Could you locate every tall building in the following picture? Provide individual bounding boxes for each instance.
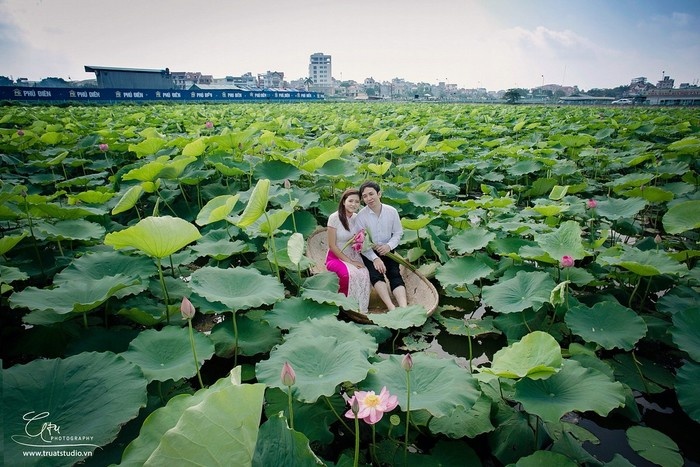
[309,53,332,92]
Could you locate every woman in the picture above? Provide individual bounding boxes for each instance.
[326,189,370,313]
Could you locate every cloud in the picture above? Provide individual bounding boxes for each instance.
[506,26,612,60]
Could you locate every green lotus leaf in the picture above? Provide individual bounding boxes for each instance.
[656,285,699,315]
[626,426,683,467]
[676,361,700,423]
[436,256,494,287]
[263,388,345,444]
[595,197,647,221]
[0,232,27,255]
[121,326,214,383]
[363,353,481,418]
[128,137,166,158]
[182,137,207,157]
[34,219,105,241]
[624,186,674,203]
[3,352,147,466]
[301,288,360,311]
[513,359,625,423]
[482,331,562,380]
[566,301,647,351]
[287,232,305,266]
[104,215,201,259]
[368,305,430,329]
[531,204,568,217]
[122,156,172,182]
[482,271,556,314]
[301,147,343,172]
[662,200,700,234]
[536,220,586,261]
[266,297,339,330]
[428,393,495,438]
[549,185,569,201]
[609,353,672,394]
[401,215,433,231]
[210,314,282,358]
[195,194,240,226]
[34,202,106,220]
[112,184,144,215]
[258,208,292,235]
[448,227,497,254]
[288,316,378,355]
[252,412,324,466]
[609,172,655,190]
[127,371,265,466]
[0,265,29,286]
[514,451,578,467]
[670,308,700,361]
[256,336,372,403]
[10,274,137,314]
[190,231,247,261]
[600,247,688,276]
[189,266,284,311]
[66,189,115,205]
[254,160,303,182]
[408,191,441,209]
[236,179,270,227]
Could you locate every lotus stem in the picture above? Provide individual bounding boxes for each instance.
[82,311,88,329]
[353,415,360,467]
[287,386,295,430]
[323,396,354,434]
[371,424,378,465]
[232,311,239,367]
[188,318,205,389]
[156,258,170,324]
[466,324,473,374]
[628,275,642,309]
[404,370,412,465]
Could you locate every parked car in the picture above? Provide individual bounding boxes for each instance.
[611,98,633,105]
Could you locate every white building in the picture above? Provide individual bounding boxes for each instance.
[309,52,332,93]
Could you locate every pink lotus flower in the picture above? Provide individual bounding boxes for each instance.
[98,143,109,152]
[281,362,296,386]
[352,229,365,252]
[16,129,25,136]
[344,386,399,425]
[180,296,196,320]
[560,255,575,268]
[586,199,597,209]
[205,121,214,129]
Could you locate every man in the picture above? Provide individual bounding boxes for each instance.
[353,181,408,310]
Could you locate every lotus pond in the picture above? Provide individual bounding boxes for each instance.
[1,102,699,467]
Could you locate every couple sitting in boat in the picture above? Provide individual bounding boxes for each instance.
[325,181,408,314]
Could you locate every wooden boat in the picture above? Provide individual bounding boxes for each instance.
[306,228,439,323]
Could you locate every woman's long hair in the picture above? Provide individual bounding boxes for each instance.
[337,188,359,231]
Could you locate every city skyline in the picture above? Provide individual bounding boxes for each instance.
[1,0,699,91]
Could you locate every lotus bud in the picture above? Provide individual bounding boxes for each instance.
[350,396,360,415]
[205,121,214,129]
[17,129,24,136]
[401,353,413,372]
[654,234,662,244]
[586,199,597,209]
[180,296,196,320]
[284,179,291,189]
[281,362,296,386]
[560,255,575,268]
[98,143,109,152]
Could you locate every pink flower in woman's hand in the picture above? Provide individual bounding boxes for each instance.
[205,121,214,129]
[586,199,597,209]
[344,386,399,425]
[560,255,575,268]
[352,229,365,252]
[98,143,109,152]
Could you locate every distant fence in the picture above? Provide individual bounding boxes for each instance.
[0,86,324,103]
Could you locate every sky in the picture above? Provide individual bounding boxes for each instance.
[1,0,699,91]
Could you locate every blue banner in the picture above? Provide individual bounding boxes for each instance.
[0,86,324,102]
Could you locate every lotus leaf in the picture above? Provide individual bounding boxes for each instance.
[662,200,700,234]
[10,274,137,314]
[190,231,247,260]
[256,335,372,402]
[536,220,587,261]
[0,232,27,255]
[513,359,625,423]
[189,266,284,310]
[112,185,144,215]
[408,191,441,209]
[104,215,201,258]
[121,326,215,382]
[482,271,556,314]
[626,426,683,467]
[368,304,430,329]
[448,227,497,254]
[512,450,578,467]
[210,314,282,358]
[363,353,481,417]
[124,369,265,466]
[609,353,673,394]
[566,301,647,351]
[252,412,324,466]
[182,137,206,157]
[287,316,378,355]
[4,352,147,466]
[482,331,562,379]
[266,297,339,330]
[675,361,700,423]
[428,393,495,438]
[600,247,688,276]
[128,137,166,158]
[301,287,360,311]
[595,197,647,221]
[195,194,240,226]
[668,308,700,361]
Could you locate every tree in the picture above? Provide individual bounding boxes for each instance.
[303,77,313,91]
[0,75,12,86]
[503,88,522,104]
